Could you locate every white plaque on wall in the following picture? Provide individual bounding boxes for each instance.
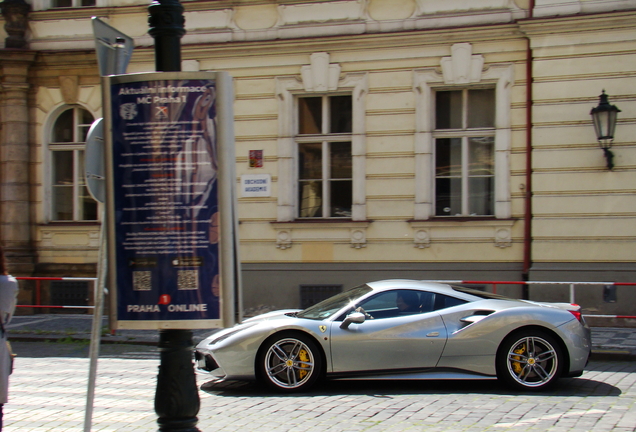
[241,174,271,197]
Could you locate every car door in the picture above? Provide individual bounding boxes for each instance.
[329,290,448,374]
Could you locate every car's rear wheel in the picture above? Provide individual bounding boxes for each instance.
[258,333,322,392]
[497,330,563,391]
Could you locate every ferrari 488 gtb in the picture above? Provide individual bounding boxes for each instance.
[195,280,591,392]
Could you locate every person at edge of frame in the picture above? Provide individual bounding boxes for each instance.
[0,246,18,431]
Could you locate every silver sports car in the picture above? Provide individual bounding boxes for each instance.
[195,280,591,392]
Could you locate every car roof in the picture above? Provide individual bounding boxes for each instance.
[366,279,456,294]
[364,279,521,304]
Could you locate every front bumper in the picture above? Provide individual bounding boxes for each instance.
[195,350,219,372]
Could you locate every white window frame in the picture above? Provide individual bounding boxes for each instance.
[414,60,514,220]
[52,0,95,7]
[47,105,99,222]
[32,0,104,11]
[296,94,353,219]
[432,88,496,217]
[276,69,368,222]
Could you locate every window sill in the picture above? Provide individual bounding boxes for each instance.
[41,221,100,226]
[271,220,371,249]
[409,218,516,249]
[272,219,370,226]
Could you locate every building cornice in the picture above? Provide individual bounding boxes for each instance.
[22,0,529,51]
[177,23,526,56]
[517,9,636,35]
[0,49,36,62]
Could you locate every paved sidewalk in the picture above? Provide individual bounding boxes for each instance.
[5,316,636,431]
[5,353,636,432]
[7,314,636,360]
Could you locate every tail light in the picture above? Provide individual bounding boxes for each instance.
[569,304,582,322]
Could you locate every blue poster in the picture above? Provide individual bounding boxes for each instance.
[110,78,220,322]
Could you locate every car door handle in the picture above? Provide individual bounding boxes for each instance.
[426,332,440,337]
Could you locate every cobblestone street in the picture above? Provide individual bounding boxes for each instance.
[4,342,636,431]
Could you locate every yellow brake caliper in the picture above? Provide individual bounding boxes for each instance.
[511,344,526,374]
[298,349,309,379]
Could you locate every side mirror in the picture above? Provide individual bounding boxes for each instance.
[340,311,365,329]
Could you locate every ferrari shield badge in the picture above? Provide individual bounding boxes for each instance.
[319,325,327,333]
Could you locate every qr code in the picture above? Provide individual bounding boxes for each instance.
[133,271,152,291]
[178,270,199,290]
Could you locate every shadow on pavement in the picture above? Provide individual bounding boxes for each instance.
[10,340,159,359]
[200,375,621,398]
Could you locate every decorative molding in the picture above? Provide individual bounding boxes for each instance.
[39,226,100,248]
[416,0,517,15]
[533,0,581,17]
[59,76,78,104]
[276,229,292,249]
[300,52,341,92]
[440,43,484,85]
[273,221,370,249]
[350,228,367,248]
[414,228,431,248]
[410,219,515,248]
[278,0,365,25]
[38,1,636,51]
[494,226,512,248]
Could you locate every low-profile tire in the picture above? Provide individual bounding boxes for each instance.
[497,330,564,391]
[257,332,323,392]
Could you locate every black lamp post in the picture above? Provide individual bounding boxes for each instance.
[590,90,620,170]
[148,1,201,431]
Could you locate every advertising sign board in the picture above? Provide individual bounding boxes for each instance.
[104,72,235,329]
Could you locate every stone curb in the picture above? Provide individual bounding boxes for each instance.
[7,333,206,346]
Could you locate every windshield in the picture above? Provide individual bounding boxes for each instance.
[296,284,373,320]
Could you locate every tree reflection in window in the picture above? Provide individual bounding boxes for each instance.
[50,107,97,221]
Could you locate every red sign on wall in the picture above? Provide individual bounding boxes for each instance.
[249,150,263,168]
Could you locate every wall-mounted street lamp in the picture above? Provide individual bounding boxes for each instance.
[590,90,620,170]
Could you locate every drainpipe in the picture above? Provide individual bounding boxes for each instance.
[522,0,535,299]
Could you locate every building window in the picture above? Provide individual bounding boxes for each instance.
[434,89,495,216]
[49,106,98,221]
[51,0,95,7]
[296,95,352,218]
[32,0,100,10]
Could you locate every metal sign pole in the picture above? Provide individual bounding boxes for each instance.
[84,17,134,432]
[83,209,108,432]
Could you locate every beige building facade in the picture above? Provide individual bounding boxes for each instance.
[0,0,634,316]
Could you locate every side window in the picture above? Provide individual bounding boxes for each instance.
[49,106,98,221]
[296,95,352,218]
[357,290,423,319]
[433,294,467,311]
[434,88,495,216]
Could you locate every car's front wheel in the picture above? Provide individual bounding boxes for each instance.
[497,330,563,391]
[257,333,323,392]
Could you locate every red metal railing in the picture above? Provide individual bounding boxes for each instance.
[13,277,636,319]
[15,277,97,310]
